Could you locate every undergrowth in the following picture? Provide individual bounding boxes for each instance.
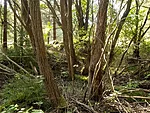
[0,74,51,112]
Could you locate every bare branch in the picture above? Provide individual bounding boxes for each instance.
[7,0,26,29]
[45,0,62,27]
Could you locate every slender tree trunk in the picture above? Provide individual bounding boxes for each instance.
[46,0,62,27]
[75,0,84,30]
[81,0,92,75]
[75,0,86,37]
[21,0,36,54]
[88,0,109,101]
[14,3,17,49]
[20,26,24,61]
[68,0,76,66]
[29,0,64,107]
[53,0,56,40]
[85,0,90,31]
[133,6,150,58]
[3,0,7,52]
[108,0,132,65]
[60,0,75,80]
[0,4,2,44]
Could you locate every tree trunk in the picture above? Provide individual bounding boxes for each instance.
[14,3,17,49]
[29,0,64,107]
[132,5,150,58]
[53,0,56,40]
[68,0,76,66]
[19,26,24,61]
[46,0,62,27]
[0,4,2,44]
[85,0,90,31]
[81,0,92,75]
[133,43,140,58]
[3,0,7,52]
[21,0,36,54]
[60,0,75,80]
[108,0,132,65]
[75,0,84,30]
[88,0,109,101]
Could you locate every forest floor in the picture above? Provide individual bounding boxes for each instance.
[47,47,150,113]
[1,72,150,113]
[0,46,150,113]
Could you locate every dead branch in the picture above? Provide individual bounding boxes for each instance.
[0,63,16,74]
[118,95,150,100]
[0,51,35,78]
[72,98,98,113]
[122,88,150,93]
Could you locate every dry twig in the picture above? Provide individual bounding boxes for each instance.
[118,95,150,100]
[72,98,98,113]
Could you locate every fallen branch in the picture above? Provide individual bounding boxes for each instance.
[0,51,35,78]
[72,98,98,113]
[0,63,16,74]
[118,95,150,100]
[126,88,150,93]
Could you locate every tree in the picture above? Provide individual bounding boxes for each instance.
[3,0,7,52]
[60,0,75,80]
[45,0,76,79]
[28,0,65,107]
[75,0,91,75]
[14,2,17,49]
[53,0,56,40]
[0,3,2,44]
[88,0,109,101]
[108,0,132,65]
[46,0,62,27]
[132,0,150,58]
[21,0,36,54]
[75,0,90,35]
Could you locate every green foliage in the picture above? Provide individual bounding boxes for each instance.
[115,80,139,91]
[40,3,48,9]
[145,73,150,79]
[140,39,150,58]
[127,65,138,72]
[1,47,37,74]
[1,104,44,113]
[126,80,139,89]
[74,35,90,58]
[0,74,50,112]
[1,104,19,113]
[43,22,53,39]
[75,74,88,81]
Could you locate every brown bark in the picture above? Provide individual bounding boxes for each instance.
[60,0,75,80]
[29,0,62,107]
[14,3,17,49]
[75,0,84,31]
[46,0,62,27]
[68,0,76,66]
[0,4,2,44]
[3,0,7,52]
[85,0,90,31]
[21,0,36,54]
[88,0,108,101]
